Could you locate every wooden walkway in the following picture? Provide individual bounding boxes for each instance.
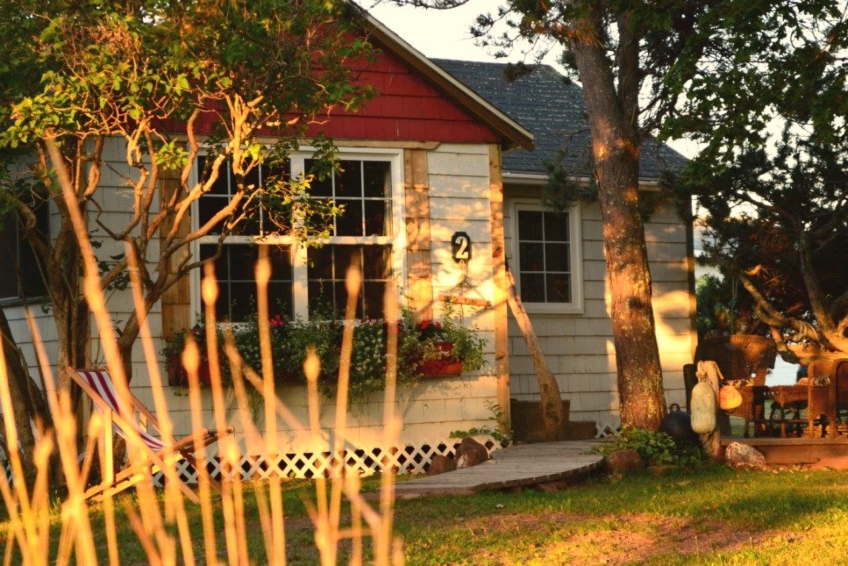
[390,440,604,497]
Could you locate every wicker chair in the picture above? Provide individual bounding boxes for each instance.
[806,358,848,438]
[684,335,777,437]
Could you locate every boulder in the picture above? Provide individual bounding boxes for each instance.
[605,449,645,474]
[724,442,767,469]
[456,437,490,469]
[427,454,457,476]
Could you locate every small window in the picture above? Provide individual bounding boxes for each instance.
[0,203,49,301]
[511,200,582,313]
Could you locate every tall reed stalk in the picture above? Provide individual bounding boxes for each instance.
[0,160,404,563]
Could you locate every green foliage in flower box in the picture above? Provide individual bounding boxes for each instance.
[162,304,486,405]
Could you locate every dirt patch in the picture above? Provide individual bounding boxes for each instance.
[457,511,773,564]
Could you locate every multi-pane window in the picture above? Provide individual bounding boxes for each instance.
[0,203,49,301]
[196,155,289,236]
[305,159,392,318]
[194,151,400,322]
[199,243,293,321]
[512,201,582,311]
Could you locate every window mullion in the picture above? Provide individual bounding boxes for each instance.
[292,242,310,319]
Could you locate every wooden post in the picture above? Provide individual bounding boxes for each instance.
[505,266,564,440]
[489,145,511,428]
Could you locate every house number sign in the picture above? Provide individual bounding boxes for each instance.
[450,231,471,263]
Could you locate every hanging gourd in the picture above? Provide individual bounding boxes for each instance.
[719,384,743,410]
[690,372,717,434]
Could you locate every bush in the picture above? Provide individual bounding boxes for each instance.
[594,426,703,467]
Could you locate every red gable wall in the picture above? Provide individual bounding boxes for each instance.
[171,44,502,145]
[303,47,501,144]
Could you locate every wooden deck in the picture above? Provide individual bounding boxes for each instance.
[385,433,848,500]
[721,435,848,468]
[389,440,604,497]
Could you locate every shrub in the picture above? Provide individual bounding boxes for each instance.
[594,426,703,467]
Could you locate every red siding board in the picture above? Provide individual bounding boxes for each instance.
[369,53,408,74]
[401,96,425,118]
[404,120,428,141]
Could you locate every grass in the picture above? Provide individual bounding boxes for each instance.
[390,466,848,565]
[5,464,848,564]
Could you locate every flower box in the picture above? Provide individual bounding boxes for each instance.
[421,341,463,376]
[162,304,484,400]
[167,353,211,387]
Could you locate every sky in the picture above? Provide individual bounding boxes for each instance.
[357,1,566,68]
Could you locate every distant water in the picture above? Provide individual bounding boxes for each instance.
[766,357,803,386]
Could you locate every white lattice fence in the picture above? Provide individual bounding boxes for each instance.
[152,436,508,486]
[0,438,508,487]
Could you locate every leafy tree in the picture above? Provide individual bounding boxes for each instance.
[668,5,848,365]
[689,134,848,364]
[694,273,763,339]
[0,0,373,473]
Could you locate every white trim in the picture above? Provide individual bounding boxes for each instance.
[508,198,584,315]
[503,171,663,189]
[191,146,407,320]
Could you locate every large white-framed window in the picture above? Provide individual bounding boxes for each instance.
[192,147,405,322]
[509,199,583,314]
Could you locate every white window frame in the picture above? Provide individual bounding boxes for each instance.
[191,146,406,320]
[509,198,583,314]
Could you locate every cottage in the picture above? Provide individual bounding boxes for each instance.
[1,10,693,479]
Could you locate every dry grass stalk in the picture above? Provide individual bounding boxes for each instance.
[0,182,404,563]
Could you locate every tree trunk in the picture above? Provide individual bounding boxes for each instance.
[505,267,563,440]
[0,307,61,488]
[570,11,666,430]
[0,308,38,473]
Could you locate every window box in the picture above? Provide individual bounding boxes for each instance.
[162,306,485,401]
[166,353,212,387]
[420,341,463,376]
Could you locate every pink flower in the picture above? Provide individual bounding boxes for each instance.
[270,315,284,328]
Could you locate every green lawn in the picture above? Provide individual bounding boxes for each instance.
[6,464,848,564]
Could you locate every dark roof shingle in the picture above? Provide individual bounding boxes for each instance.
[432,59,688,181]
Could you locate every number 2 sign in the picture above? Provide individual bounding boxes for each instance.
[450,232,471,263]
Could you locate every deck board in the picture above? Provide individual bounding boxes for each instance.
[390,440,603,497]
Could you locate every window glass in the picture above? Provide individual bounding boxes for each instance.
[197,156,291,235]
[200,243,293,321]
[307,244,392,318]
[196,154,395,321]
[0,203,49,301]
[516,207,572,304]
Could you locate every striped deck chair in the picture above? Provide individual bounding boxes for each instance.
[69,368,234,503]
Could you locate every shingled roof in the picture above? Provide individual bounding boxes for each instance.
[432,59,688,182]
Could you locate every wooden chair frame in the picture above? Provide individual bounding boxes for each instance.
[69,368,234,503]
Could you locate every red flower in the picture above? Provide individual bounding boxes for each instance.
[270,315,285,328]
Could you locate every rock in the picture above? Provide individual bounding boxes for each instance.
[427,454,457,476]
[724,442,767,469]
[455,437,489,469]
[605,449,645,474]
